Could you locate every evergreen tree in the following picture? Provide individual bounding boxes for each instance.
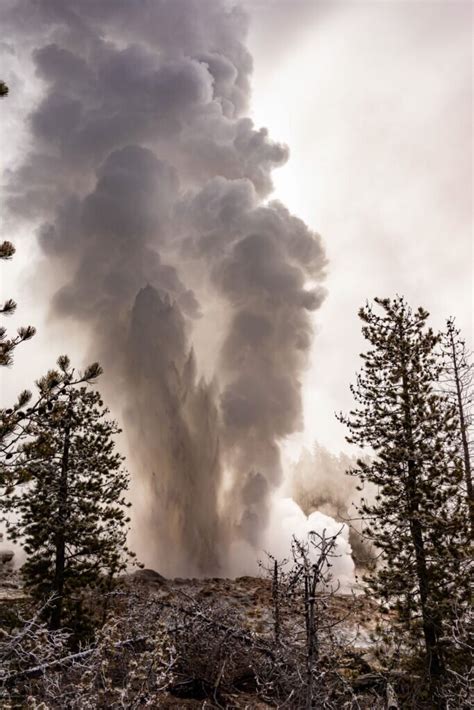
[2,356,133,633]
[1,359,102,473]
[0,242,35,368]
[0,80,35,366]
[338,297,469,699]
[440,318,473,535]
[0,81,36,524]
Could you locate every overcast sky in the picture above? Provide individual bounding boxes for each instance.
[1,0,472,457]
[247,0,473,454]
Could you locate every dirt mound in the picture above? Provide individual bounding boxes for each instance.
[127,567,167,585]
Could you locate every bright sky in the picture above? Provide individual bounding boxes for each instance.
[1,0,472,458]
[247,0,473,454]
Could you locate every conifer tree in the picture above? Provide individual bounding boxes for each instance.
[0,239,35,367]
[2,356,133,633]
[339,297,469,699]
[0,80,35,367]
[440,318,473,535]
[1,359,102,474]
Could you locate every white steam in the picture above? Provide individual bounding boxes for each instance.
[229,494,355,587]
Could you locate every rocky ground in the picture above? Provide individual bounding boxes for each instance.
[117,569,387,708]
[125,568,380,644]
[1,568,393,708]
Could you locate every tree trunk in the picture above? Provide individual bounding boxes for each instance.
[400,346,444,688]
[304,571,313,710]
[272,558,281,644]
[50,413,71,630]
[305,562,319,710]
[406,475,443,679]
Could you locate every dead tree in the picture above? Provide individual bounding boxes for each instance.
[289,528,343,710]
[0,590,175,708]
[258,528,371,709]
[258,551,289,645]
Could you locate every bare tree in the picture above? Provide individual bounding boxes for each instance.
[1,591,175,708]
[257,530,382,709]
[290,529,344,709]
[258,552,288,645]
[439,603,474,708]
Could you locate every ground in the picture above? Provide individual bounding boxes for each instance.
[1,568,392,708]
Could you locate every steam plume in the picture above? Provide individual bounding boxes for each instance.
[291,444,375,570]
[3,0,326,574]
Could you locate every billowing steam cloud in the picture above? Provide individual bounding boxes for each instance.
[291,444,375,570]
[3,0,326,575]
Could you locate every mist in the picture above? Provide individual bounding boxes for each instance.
[290,444,375,570]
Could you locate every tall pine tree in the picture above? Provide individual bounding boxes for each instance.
[440,318,473,535]
[2,356,133,633]
[339,297,469,700]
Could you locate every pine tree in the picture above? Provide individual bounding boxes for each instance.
[440,318,473,535]
[338,297,469,699]
[2,356,133,634]
[0,243,36,368]
[0,79,35,366]
[1,359,102,471]
[0,76,37,487]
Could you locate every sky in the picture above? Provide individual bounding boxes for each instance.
[1,0,472,458]
[246,0,473,454]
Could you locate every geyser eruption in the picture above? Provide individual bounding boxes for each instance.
[127,285,222,576]
[3,0,327,574]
